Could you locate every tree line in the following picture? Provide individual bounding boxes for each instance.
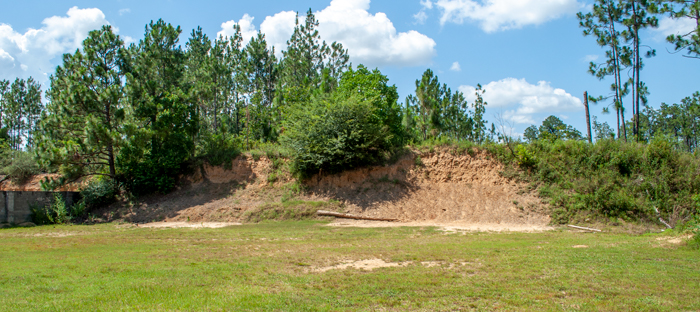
[0,2,697,196]
[577,0,699,148]
[0,9,493,194]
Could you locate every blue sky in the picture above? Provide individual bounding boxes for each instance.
[1,0,698,137]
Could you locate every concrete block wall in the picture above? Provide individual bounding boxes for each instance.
[0,191,78,224]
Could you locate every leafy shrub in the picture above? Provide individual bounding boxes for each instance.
[282,94,398,177]
[80,179,118,209]
[504,138,700,224]
[30,193,71,225]
[117,134,192,195]
[196,133,241,169]
[0,149,41,184]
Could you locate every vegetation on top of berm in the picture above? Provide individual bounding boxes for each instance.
[490,138,700,226]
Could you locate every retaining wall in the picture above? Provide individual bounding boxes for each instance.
[0,191,78,224]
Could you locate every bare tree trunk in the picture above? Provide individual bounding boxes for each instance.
[584,91,592,143]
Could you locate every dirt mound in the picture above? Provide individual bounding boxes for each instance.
[114,149,549,228]
[307,149,549,226]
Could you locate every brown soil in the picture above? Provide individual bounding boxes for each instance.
[106,148,550,230]
[307,148,549,227]
[0,174,85,192]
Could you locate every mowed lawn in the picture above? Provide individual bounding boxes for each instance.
[1,222,698,311]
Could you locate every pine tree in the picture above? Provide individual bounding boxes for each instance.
[578,0,630,140]
[37,25,125,179]
[658,0,700,59]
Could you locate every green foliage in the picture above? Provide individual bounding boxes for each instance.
[30,193,71,225]
[196,133,241,168]
[337,65,405,147]
[404,70,487,144]
[0,148,41,184]
[282,93,393,177]
[0,77,43,150]
[658,0,700,58]
[80,179,118,210]
[639,92,700,152]
[523,116,582,142]
[38,25,126,180]
[506,139,700,224]
[119,19,197,195]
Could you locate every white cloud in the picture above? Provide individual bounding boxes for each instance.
[217,14,260,46]
[414,11,429,24]
[119,8,131,16]
[421,0,434,9]
[435,0,583,32]
[459,78,582,124]
[450,61,461,71]
[653,16,696,41]
[218,0,436,67]
[0,7,110,83]
[316,0,436,67]
[582,54,598,62]
[259,11,297,56]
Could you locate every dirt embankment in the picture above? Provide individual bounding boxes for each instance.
[306,149,549,226]
[114,149,550,228]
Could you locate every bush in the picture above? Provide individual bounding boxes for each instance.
[80,179,118,209]
[282,94,398,177]
[196,133,241,169]
[30,193,71,225]
[0,149,41,184]
[506,138,700,224]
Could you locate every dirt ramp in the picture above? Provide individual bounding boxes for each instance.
[308,149,549,226]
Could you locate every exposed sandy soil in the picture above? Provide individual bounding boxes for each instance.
[309,258,482,273]
[105,148,551,231]
[0,174,85,192]
[307,149,550,228]
[136,222,241,229]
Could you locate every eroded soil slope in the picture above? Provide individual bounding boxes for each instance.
[115,149,549,227]
[307,149,549,226]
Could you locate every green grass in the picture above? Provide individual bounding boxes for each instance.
[1,222,698,311]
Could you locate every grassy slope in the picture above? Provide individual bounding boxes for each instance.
[1,222,698,311]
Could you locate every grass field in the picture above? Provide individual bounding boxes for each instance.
[1,222,698,311]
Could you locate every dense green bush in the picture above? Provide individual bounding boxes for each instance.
[0,149,41,184]
[30,193,72,225]
[196,133,241,169]
[282,94,397,177]
[506,138,700,224]
[80,178,118,209]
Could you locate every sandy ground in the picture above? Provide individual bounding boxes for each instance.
[135,222,241,229]
[309,258,482,273]
[327,219,555,232]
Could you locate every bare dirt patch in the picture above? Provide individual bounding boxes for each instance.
[136,222,240,229]
[311,259,413,272]
[328,220,554,232]
[655,234,693,245]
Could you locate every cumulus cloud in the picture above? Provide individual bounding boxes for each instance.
[459,78,582,124]
[450,61,461,71]
[0,7,110,83]
[259,11,298,56]
[217,14,260,46]
[218,0,436,67]
[435,0,583,32]
[652,16,696,41]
